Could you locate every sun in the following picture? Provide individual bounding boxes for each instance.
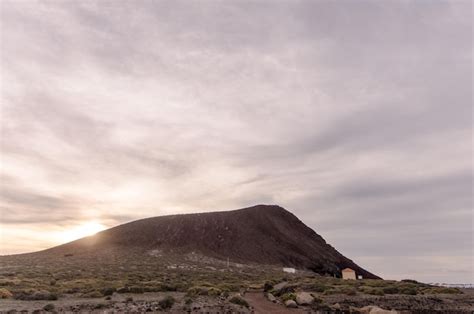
[60,221,107,243]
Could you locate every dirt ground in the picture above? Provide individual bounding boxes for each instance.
[0,289,472,313]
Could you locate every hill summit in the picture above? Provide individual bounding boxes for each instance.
[42,204,379,279]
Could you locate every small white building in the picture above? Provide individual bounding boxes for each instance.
[283,267,296,274]
[342,268,356,280]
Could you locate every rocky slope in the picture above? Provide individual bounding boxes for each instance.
[40,204,379,279]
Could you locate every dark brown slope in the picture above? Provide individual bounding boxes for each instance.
[43,205,380,279]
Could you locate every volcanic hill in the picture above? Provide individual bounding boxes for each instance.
[36,205,379,279]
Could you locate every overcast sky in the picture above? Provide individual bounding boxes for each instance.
[0,0,472,283]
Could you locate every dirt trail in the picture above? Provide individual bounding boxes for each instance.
[244,292,307,314]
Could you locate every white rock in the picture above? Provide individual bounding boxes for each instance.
[295,292,314,305]
[266,293,276,302]
[285,300,298,308]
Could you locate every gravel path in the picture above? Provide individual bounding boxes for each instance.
[244,292,308,314]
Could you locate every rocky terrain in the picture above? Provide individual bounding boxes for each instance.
[0,205,472,313]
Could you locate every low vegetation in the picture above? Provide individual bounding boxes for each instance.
[0,250,464,311]
[228,295,249,307]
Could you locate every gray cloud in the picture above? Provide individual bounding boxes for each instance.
[0,0,471,282]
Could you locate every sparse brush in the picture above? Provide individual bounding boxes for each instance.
[382,286,399,294]
[281,292,297,302]
[159,295,175,309]
[0,288,13,299]
[43,303,55,312]
[359,286,385,296]
[229,295,249,307]
[399,287,417,295]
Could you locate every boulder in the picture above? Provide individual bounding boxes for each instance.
[272,281,296,296]
[266,293,276,303]
[273,282,288,292]
[295,292,314,305]
[285,300,298,308]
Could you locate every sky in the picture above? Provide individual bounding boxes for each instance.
[0,0,472,284]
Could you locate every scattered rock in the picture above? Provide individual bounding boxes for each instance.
[360,305,399,314]
[272,281,297,296]
[273,282,288,292]
[295,291,314,305]
[331,303,341,310]
[266,293,276,303]
[285,300,298,308]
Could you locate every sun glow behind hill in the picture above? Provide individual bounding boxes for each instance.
[57,221,106,243]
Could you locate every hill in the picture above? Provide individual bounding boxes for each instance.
[39,204,379,279]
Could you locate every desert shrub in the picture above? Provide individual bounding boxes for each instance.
[281,292,296,302]
[117,287,129,293]
[359,286,384,296]
[271,284,297,296]
[128,286,145,294]
[229,295,249,307]
[159,295,175,309]
[323,289,339,295]
[363,279,392,288]
[43,304,55,312]
[338,286,357,295]
[401,279,419,284]
[101,287,116,296]
[399,287,417,295]
[81,290,102,298]
[187,286,208,296]
[160,283,178,291]
[184,297,193,305]
[14,290,58,301]
[0,288,13,299]
[263,281,273,292]
[0,280,16,286]
[431,287,462,294]
[218,283,241,292]
[207,287,222,296]
[382,286,399,294]
[125,296,133,302]
[306,282,328,293]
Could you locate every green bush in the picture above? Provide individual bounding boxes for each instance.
[359,287,384,296]
[281,292,296,302]
[229,295,249,307]
[382,286,399,294]
[306,283,328,293]
[339,286,357,295]
[207,287,222,296]
[159,295,175,309]
[399,287,417,295]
